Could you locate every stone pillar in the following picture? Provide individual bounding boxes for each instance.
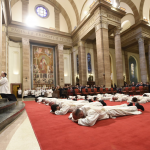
[55,9,60,31]
[124,51,130,84]
[114,27,124,87]
[56,44,64,87]
[148,40,150,82]
[93,44,98,85]
[95,22,111,87]
[78,41,87,85]
[0,0,2,73]
[21,0,29,23]
[137,37,148,83]
[71,48,75,85]
[22,38,31,91]
[2,25,6,72]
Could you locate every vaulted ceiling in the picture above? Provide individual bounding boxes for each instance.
[10,0,150,33]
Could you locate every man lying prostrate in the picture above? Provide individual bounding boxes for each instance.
[128,96,150,104]
[70,103,142,126]
[50,100,108,115]
[100,94,114,101]
[51,100,92,115]
[128,97,145,111]
[143,93,150,97]
[110,94,129,102]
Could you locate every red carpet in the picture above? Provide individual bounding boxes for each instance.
[24,101,150,150]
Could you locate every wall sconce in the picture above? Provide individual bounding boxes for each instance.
[64,74,68,77]
[103,73,105,76]
[25,77,28,82]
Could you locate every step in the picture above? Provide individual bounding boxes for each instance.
[0,101,25,131]
[0,101,17,114]
[0,98,8,104]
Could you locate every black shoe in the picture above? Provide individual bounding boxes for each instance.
[135,103,144,111]
[128,102,133,106]
[73,98,77,101]
[99,100,107,106]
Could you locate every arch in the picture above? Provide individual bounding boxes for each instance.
[68,0,80,25]
[129,56,138,83]
[120,0,140,23]
[80,0,87,21]
[11,0,72,32]
[87,53,92,73]
[139,0,145,20]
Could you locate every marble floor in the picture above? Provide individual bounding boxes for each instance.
[0,100,41,150]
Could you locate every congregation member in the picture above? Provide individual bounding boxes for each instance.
[18,88,22,98]
[70,102,142,126]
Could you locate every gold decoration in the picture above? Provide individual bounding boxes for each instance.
[0,95,2,99]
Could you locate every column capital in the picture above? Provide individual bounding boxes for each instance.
[136,36,144,43]
[78,41,85,47]
[114,26,122,36]
[22,38,29,45]
[57,44,64,50]
[95,21,108,31]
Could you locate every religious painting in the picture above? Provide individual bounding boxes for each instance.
[129,56,138,84]
[32,46,54,86]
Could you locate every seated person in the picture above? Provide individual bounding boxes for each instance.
[70,104,142,126]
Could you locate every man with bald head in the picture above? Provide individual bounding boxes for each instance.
[70,104,142,126]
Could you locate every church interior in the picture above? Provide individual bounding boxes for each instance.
[1,0,150,150]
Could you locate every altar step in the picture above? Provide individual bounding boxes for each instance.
[0,98,8,104]
[0,99,25,131]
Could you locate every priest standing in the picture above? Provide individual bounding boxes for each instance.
[0,72,10,94]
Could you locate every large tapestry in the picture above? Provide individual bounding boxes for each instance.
[32,46,54,86]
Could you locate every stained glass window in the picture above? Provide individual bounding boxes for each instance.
[77,55,79,74]
[87,53,92,73]
[35,6,49,18]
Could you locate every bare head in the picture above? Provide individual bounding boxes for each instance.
[1,72,7,77]
[49,102,55,106]
[72,109,84,120]
[51,104,60,112]
[132,97,138,103]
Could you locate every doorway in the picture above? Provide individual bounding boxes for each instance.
[10,83,22,98]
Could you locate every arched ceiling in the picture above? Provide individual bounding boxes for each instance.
[11,0,150,32]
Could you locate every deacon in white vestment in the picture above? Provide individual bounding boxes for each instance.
[18,88,22,98]
[23,90,28,98]
[70,104,142,126]
[0,72,10,94]
[51,101,103,115]
[47,88,53,98]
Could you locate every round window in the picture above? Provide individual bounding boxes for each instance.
[35,5,49,18]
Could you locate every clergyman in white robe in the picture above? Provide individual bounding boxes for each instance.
[0,77,10,94]
[70,104,142,126]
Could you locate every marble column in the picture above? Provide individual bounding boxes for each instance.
[114,27,124,87]
[78,41,87,85]
[21,0,29,23]
[22,38,31,91]
[124,51,130,84]
[54,9,60,31]
[2,25,6,72]
[0,0,2,73]
[137,37,148,83]
[71,48,75,85]
[56,44,64,87]
[148,40,150,82]
[93,44,98,85]
[95,22,111,87]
